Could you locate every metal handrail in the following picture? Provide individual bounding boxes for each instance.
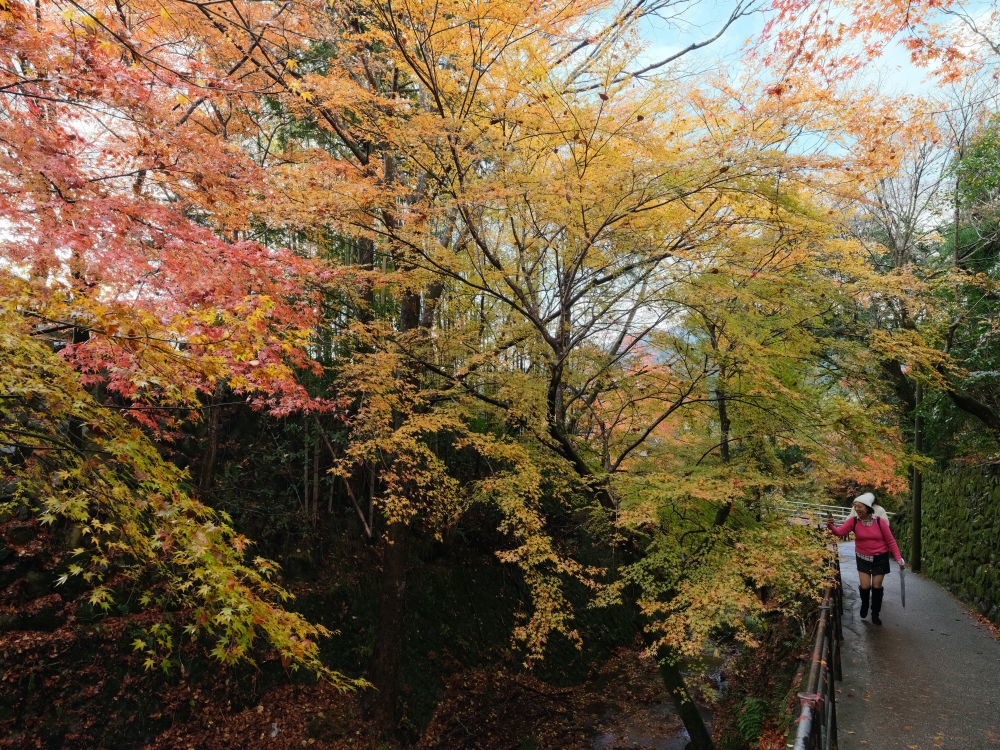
[787,551,844,750]
[778,501,894,524]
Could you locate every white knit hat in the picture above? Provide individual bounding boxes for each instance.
[854,492,875,508]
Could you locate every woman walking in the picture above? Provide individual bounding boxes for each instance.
[828,493,905,625]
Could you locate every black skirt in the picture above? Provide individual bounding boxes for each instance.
[856,552,891,575]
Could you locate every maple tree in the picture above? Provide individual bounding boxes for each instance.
[0,0,943,743]
[0,288,353,681]
[0,0,348,679]
[759,0,1000,561]
[760,0,1000,82]
[276,24,905,741]
[809,77,1000,565]
[0,0,341,423]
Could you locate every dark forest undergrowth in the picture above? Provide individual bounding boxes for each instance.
[0,501,811,750]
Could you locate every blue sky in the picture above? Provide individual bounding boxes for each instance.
[636,0,960,96]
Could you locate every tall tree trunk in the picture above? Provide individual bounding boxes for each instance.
[368,464,375,540]
[657,652,714,750]
[953,174,963,271]
[366,280,422,734]
[302,414,310,516]
[68,325,90,449]
[713,338,731,464]
[420,281,444,329]
[716,385,731,464]
[199,383,223,496]
[312,429,321,520]
[911,383,923,572]
[357,235,376,322]
[640,630,714,750]
[368,519,410,734]
[637,485,733,750]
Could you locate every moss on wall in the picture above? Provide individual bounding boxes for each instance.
[893,463,1000,625]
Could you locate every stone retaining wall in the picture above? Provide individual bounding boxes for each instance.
[892,463,1000,626]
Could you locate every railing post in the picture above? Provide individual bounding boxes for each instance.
[825,628,839,750]
[830,548,842,748]
[833,586,843,681]
[787,546,843,750]
[830,678,839,750]
[835,554,844,617]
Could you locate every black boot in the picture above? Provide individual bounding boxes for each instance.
[871,588,884,625]
[859,586,871,619]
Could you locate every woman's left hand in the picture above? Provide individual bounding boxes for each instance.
[899,560,906,570]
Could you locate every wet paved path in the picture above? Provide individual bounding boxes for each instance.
[835,542,1000,749]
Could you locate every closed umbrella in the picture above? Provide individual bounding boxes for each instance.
[900,565,906,607]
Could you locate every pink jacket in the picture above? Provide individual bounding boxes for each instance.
[828,516,903,562]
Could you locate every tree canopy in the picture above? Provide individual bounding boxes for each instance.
[2,0,999,744]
